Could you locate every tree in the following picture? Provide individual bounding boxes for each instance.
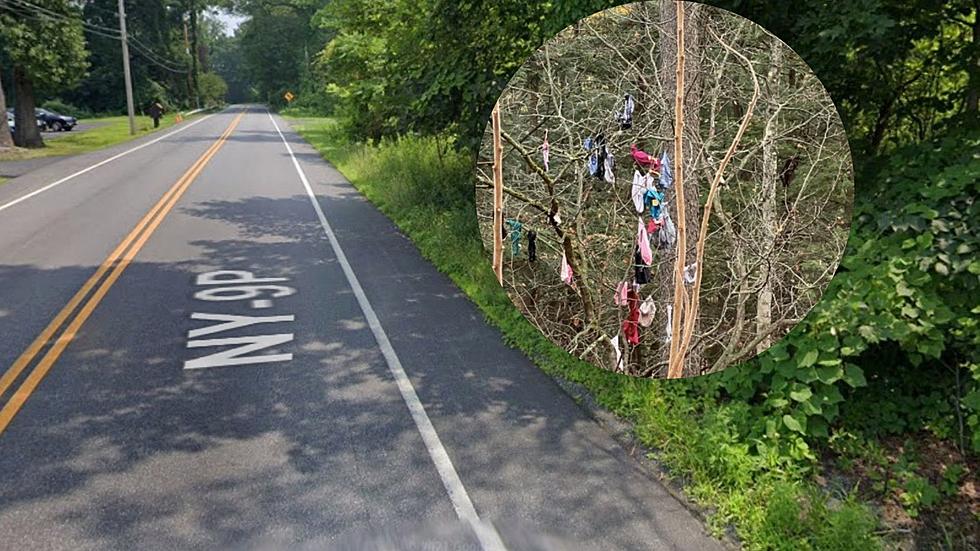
[235,0,322,106]
[197,72,228,104]
[475,3,852,378]
[0,69,12,148]
[0,0,88,148]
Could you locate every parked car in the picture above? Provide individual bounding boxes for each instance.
[34,108,77,132]
[6,108,46,133]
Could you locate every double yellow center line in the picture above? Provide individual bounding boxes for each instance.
[0,110,245,435]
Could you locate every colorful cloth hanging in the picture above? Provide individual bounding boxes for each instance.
[585,135,609,179]
[541,130,550,172]
[584,137,599,177]
[631,170,656,213]
[683,261,697,284]
[634,248,651,284]
[603,146,615,184]
[630,144,662,171]
[644,187,665,220]
[631,171,646,213]
[610,335,624,371]
[638,296,656,327]
[527,230,537,262]
[560,252,574,285]
[505,219,522,256]
[622,288,641,345]
[647,216,661,235]
[614,281,629,306]
[617,94,635,129]
[659,151,672,189]
[658,212,677,249]
[637,219,653,265]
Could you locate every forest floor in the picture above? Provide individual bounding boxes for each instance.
[285,115,978,550]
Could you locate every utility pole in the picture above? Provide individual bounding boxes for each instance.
[117,0,136,135]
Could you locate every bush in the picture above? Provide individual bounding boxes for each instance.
[40,99,92,119]
[198,72,229,106]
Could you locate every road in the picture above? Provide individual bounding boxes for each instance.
[0,105,722,550]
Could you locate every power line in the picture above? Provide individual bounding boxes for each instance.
[1,0,190,73]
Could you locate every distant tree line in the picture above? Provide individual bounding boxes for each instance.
[0,0,239,148]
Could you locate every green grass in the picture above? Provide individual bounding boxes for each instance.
[0,113,188,162]
[286,116,883,550]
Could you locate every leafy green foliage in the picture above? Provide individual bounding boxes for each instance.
[0,0,89,92]
[235,0,327,106]
[197,72,228,105]
[312,0,616,147]
[40,99,94,119]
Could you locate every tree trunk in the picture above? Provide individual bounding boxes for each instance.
[657,0,703,375]
[755,36,781,354]
[0,68,13,149]
[12,66,43,149]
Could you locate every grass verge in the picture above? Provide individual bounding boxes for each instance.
[0,114,187,162]
[286,116,885,550]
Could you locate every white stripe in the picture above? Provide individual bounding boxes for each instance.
[0,111,220,214]
[267,111,507,551]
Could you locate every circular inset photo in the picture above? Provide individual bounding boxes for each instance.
[475,1,854,379]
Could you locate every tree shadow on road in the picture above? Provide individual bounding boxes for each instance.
[0,193,713,550]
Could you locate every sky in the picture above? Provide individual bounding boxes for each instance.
[215,9,247,36]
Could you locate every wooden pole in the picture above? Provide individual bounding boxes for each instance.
[667,0,687,379]
[118,0,137,135]
[492,102,504,286]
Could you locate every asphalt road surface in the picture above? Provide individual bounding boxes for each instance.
[0,106,723,550]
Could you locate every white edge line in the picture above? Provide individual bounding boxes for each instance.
[267,111,507,551]
[0,110,222,214]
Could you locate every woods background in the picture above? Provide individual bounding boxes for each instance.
[475,3,853,379]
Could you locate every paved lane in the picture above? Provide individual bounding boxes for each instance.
[0,106,722,550]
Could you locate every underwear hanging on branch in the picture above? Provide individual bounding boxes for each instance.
[614,280,629,306]
[616,94,635,130]
[622,287,641,345]
[630,144,662,172]
[644,187,665,220]
[603,145,615,184]
[646,216,661,235]
[683,261,697,284]
[637,219,653,265]
[560,252,574,286]
[659,151,672,189]
[505,219,522,256]
[585,134,610,181]
[610,335,624,372]
[638,296,656,327]
[657,212,677,250]
[634,247,651,284]
[631,170,656,213]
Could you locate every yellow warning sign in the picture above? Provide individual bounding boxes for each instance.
[283,91,295,103]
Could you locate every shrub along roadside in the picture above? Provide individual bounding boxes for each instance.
[286,116,886,550]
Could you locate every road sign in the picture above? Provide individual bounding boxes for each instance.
[284,91,295,103]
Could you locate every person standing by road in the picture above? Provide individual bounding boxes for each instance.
[148,101,164,128]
